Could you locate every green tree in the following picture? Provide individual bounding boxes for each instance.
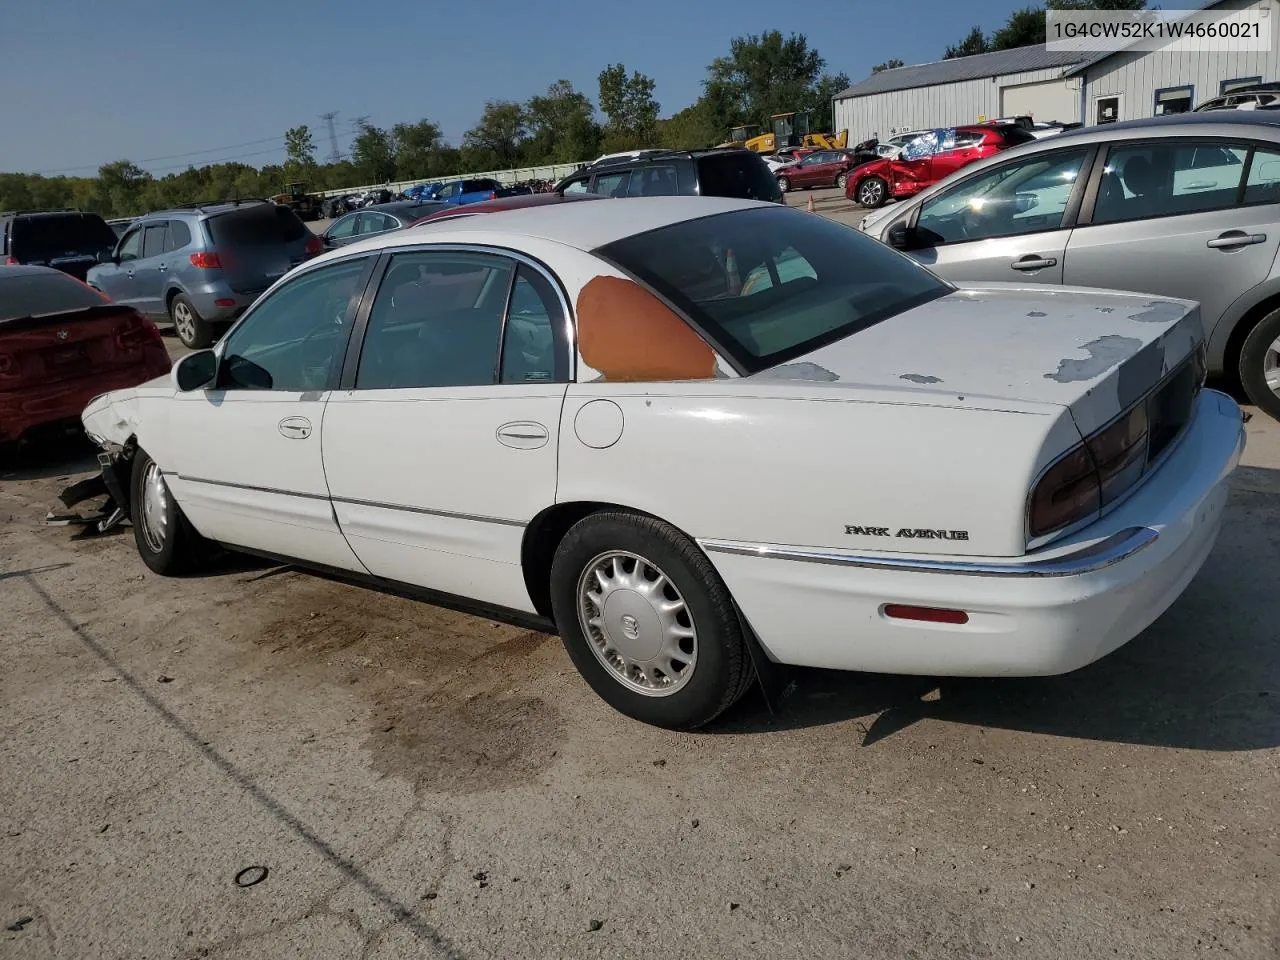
[463,101,527,170]
[352,123,396,183]
[872,59,905,73]
[525,80,601,163]
[705,31,825,130]
[96,160,151,217]
[659,100,720,150]
[284,125,316,168]
[812,71,852,133]
[944,26,989,59]
[598,64,660,150]
[391,119,444,179]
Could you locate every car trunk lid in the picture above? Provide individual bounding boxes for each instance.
[0,305,162,387]
[202,205,311,294]
[768,283,1204,437]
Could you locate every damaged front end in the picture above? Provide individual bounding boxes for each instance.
[50,440,137,536]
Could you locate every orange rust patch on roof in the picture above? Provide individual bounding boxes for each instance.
[575,275,716,382]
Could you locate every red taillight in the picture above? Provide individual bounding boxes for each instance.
[115,314,163,350]
[3,256,17,265]
[189,251,222,269]
[214,298,236,308]
[488,192,497,200]
[304,234,323,257]
[883,604,970,625]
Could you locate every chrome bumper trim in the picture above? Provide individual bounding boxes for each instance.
[700,526,1160,578]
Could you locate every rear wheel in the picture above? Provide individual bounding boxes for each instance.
[1238,307,1280,421]
[550,511,753,730]
[170,293,213,349]
[776,175,791,194]
[130,449,210,575]
[836,171,850,190]
[856,176,888,208]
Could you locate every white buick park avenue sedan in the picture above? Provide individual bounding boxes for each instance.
[77,196,1246,729]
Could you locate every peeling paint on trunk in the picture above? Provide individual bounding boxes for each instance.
[1129,301,1185,323]
[899,373,943,384]
[762,362,840,382]
[1026,311,1047,318]
[1044,335,1144,383]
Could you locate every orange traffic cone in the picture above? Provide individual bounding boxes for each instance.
[806,195,815,214]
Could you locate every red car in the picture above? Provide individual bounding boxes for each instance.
[0,265,170,449]
[411,191,603,225]
[774,147,879,194]
[845,125,1028,208]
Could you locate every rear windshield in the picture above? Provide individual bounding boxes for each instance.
[206,206,307,247]
[0,270,106,321]
[9,214,117,261]
[597,206,950,373]
[695,153,783,203]
[463,179,499,193]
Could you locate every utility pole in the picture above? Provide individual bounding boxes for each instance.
[320,111,340,163]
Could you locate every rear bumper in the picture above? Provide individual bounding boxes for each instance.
[702,390,1246,676]
[0,357,169,443]
[182,282,258,322]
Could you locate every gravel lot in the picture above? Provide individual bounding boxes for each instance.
[2,196,1278,958]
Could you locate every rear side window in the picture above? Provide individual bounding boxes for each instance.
[165,220,192,252]
[142,223,168,259]
[9,214,117,261]
[1244,148,1280,203]
[628,165,680,197]
[695,153,782,203]
[206,206,306,247]
[0,270,105,321]
[1093,141,1248,224]
[593,171,632,197]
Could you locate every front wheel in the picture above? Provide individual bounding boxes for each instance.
[130,449,210,576]
[550,511,753,730]
[1238,307,1280,421]
[856,176,888,208]
[776,175,791,194]
[170,293,213,349]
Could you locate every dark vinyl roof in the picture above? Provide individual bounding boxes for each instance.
[835,45,1090,100]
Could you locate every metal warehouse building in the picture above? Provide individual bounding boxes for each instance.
[834,0,1280,140]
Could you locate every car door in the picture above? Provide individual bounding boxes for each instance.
[160,255,376,570]
[95,226,143,307]
[1064,138,1280,330]
[928,131,988,183]
[322,247,570,613]
[891,145,1094,286]
[131,221,170,317]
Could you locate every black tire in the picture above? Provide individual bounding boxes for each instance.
[549,510,753,730]
[169,293,213,350]
[776,175,791,194]
[130,448,209,576]
[836,171,849,190]
[856,175,888,208]
[1239,308,1280,422]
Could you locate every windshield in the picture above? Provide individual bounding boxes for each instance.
[0,270,107,321]
[597,206,950,373]
[10,214,117,261]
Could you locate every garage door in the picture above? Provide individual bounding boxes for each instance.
[1001,80,1080,123]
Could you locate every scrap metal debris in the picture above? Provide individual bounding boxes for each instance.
[234,866,268,888]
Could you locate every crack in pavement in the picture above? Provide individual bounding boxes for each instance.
[17,574,468,960]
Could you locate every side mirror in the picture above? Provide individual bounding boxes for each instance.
[886,221,916,250]
[96,248,116,265]
[172,349,217,392]
[1014,193,1039,214]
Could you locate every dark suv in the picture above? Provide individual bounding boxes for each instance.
[1,210,119,281]
[87,199,321,348]
[555,148,783,203]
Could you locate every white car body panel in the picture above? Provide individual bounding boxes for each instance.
[80,196,1245,681]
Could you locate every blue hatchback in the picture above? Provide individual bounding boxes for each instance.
[87,200,321,348]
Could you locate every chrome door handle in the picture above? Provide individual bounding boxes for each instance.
[1207,231,1266,249]
[157,263,167,272]
[496,421,549,449]
[126,270,135,278]
[278,416,312,439]
[1011,256,1057,271]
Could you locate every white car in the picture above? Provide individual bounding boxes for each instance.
[79,197,1246,729]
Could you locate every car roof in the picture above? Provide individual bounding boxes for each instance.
[0,263,66,278]
[323,196,767,259]
[414,192,603,222]
[1042,111,1280,145]
[364,200,448,216]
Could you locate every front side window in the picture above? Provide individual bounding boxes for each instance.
[598,206,949,372]
[116,228,142,262]
[1092,141,1248,224]
[327,213,359,240]
[562,179,589,195]
[355,251,515,390]
[218,258,368,391]
[916,148,1090,245]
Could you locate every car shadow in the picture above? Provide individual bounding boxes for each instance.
[0,432,98,483]
[715,466,1280,752]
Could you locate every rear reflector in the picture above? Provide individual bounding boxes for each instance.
[883,604,970,625]
[189,251,222,269]
[214,298,235,308]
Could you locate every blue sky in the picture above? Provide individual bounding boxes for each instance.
[1,0,1023,176]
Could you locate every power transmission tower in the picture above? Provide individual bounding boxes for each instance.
[351,115,372,135]
[320,111,340,163]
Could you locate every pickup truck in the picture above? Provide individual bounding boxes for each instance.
[409,178,527,206]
